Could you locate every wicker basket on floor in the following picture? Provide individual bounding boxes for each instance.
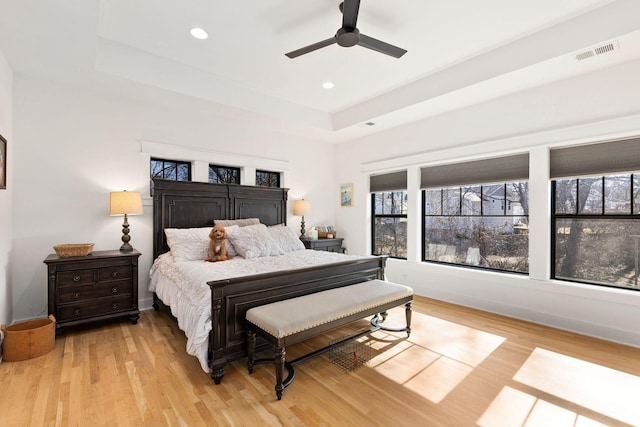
[1,315,56,361]
[53,243,94,257]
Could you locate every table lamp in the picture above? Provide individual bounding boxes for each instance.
[110,190,143,251]
[293,199,311,238]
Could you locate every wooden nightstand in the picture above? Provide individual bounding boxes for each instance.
[301,238,344,253]
[44,249,141,335]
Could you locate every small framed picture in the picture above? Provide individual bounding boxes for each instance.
[0,133,6,190]
[340,183,353,207]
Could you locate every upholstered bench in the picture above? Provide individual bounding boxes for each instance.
[246,279,413,400]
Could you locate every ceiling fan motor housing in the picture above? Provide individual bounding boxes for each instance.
[336,27,360,47]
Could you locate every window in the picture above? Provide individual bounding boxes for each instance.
[372,191,408,258]
[550,137,640,290]
[370,171,408,259]
[552,173,640,290]
[209,165,240,184]
[424,182,529,272]
[256,170,280,187]
[150,158,191,194]
[421,153,529,273]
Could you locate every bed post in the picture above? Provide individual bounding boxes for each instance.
[209,288,227,384]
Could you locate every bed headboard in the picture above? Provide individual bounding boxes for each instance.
[152,179,289,259]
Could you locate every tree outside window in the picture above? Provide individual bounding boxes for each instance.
[372,191,407,259]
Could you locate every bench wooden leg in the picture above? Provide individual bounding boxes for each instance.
[247,330,256,374]
[275,347,286,400]
[405,301,412,337]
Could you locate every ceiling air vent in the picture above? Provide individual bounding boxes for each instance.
[575,40,619,61]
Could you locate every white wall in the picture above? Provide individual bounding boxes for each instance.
[334,58,640,347]
[0,47,12,327]
[10,75,336,322]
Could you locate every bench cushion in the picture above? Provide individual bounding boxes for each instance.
[246,279,413,339]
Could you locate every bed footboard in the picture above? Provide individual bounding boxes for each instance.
[206,256,386,384]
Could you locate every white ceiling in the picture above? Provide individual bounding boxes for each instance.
[2,0,640,143]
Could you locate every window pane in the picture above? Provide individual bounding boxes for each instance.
[555,218,640,289]
[462,186,481,215]
[635,175,640,214]
[481,184,503,215]
[442,188,460,215]
[425,215,528,272]
[373,217,407,258]
[578,177,602,214]
[150,160,164,179]
[256,170,280,187]
[604,175,631,214]
[209,165,240,184]
[555,179,577,214]
[373,193,384,215]
[424,189,442,215]
[177,163,190,181]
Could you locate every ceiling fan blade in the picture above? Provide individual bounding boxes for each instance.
[358,34,407,58]
[285,37,337,58]
[341,0,360,29]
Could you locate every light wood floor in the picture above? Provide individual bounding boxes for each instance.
[2,296,639,427]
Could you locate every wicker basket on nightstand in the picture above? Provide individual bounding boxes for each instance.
[53,243,95,257]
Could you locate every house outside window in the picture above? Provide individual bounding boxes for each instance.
[209,165,240,184]
[256,170,280,187]
[421,153,530,273]
[370,171,408,259]
[150,157,191,195]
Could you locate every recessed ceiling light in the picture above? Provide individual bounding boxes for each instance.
[322,82,334,89]
[190,27,208,40]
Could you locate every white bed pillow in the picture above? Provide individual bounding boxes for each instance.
[165,225,239,261]
[165,227,210,262]
[268,224,305,253]
[226,223,284,259]
[214,218,260,227]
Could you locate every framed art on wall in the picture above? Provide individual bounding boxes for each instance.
[340,183,353,207]
[0,133,6,190]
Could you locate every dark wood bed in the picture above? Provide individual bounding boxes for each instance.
[152,179,387,383]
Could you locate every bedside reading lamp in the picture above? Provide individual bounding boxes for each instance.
[110,190,143,252]
[293,199,311,238]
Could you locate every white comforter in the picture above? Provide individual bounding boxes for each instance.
[149,249,361,371]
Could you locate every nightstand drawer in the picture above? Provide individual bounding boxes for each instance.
[57,281,132,303]
[98,265,131,282]
[57,295,134,321]
[57,269,95,286]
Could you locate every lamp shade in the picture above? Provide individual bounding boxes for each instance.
[293,199,311,216]
[109,191,143,216]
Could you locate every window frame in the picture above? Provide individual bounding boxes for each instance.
[422,181,529,274]
[371,190,408,259]
[150,157,192,195]
[255,169,281,188]
[208,164,241,184]
[550,173,640,290]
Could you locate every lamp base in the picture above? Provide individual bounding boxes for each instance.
[300,216,306,238]
[120,242,134,252]
[120,214,134,252]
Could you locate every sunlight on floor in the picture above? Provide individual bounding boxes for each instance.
[367,311,505,403]
[477,386,611,427]
[512,348,640,426]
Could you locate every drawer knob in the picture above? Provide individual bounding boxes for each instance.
[73,291,81,299]
[111,271,118,278]
[112,287,118,294]
[73,275,81,282]
[112,303,119,310]
[73,308,81,316]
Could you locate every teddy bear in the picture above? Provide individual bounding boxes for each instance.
[205,225,231,262]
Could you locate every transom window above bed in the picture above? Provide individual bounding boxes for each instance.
[256,170,281,187]
[209,164,240,184]
[150,157,191,195]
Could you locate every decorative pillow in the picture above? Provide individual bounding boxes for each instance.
[226,223,284,259]
[214,218,260,228]
[268,224,305,253]
[165,226,239,261]
[164,227,210,262]
[223,225,239,257]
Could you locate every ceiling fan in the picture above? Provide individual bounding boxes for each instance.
[285,0,407,59]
